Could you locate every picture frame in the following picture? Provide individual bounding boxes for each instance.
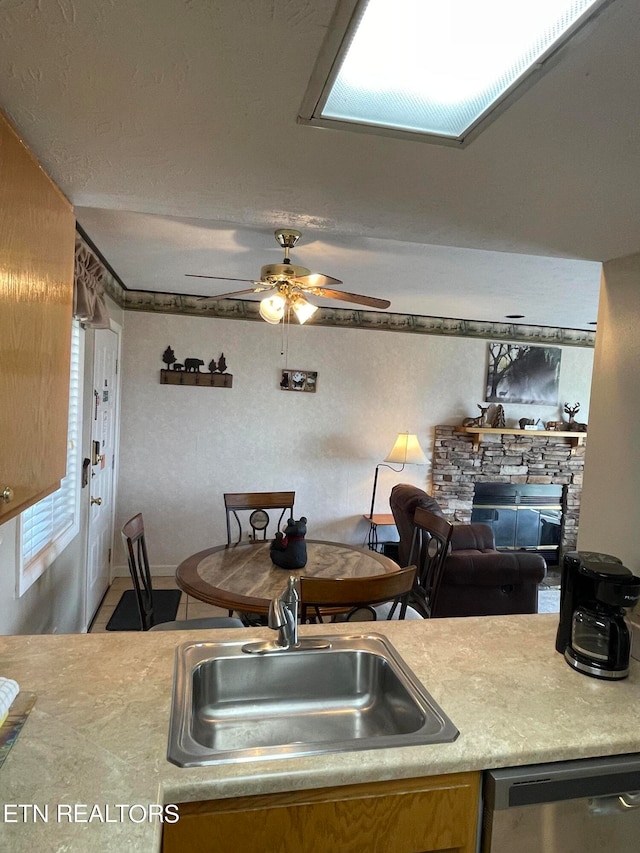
[280,369,317,393]
[485,343,561,405]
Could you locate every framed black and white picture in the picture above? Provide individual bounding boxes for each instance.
[485,343,561,405]
[280,369,317,393]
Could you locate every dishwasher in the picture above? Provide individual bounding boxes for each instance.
[482,753,640,852]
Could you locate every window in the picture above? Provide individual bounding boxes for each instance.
[299,0,610,145]
[16,321,84,597]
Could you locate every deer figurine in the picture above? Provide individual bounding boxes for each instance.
[563,402,588,432]
[462,404,489,428]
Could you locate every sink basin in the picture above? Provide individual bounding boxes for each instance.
[167,633,458,767]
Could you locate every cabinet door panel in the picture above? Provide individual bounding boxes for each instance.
[163,772,480,853]
[0,111,75,523]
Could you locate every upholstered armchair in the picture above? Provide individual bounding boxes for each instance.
[389,484,547,617]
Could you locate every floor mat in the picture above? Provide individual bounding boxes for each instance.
[105,589,182,631]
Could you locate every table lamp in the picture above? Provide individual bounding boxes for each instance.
[368,432,427,519]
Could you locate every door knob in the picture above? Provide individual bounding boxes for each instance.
[1,487,14,503]
[91,496,103,506]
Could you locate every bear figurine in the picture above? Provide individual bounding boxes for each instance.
[270,517,308,570]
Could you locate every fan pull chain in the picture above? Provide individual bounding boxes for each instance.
[281,312,286,359]
[281,304,290,363]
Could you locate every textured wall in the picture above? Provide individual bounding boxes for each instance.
[116,311,595,573]
[579,256,640,572]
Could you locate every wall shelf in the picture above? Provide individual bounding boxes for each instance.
[453,426,586,455]
[160,369,233,388]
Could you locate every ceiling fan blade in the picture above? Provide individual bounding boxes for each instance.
[307,287,391,310]
[295,272,343,288]
[186,274,258,283]
[197,287,267,301]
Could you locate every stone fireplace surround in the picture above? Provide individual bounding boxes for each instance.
[431,425,585,562]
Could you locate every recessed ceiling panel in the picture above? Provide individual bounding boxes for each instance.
[304,0,609,143]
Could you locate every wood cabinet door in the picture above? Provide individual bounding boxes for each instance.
[163,771,480,853]
[0,110,75,523]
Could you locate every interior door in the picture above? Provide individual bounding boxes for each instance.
[86,327,120,626]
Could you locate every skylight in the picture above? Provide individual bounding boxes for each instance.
[299,0,609,145]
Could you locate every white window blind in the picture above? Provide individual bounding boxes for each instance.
[17,321,83,596]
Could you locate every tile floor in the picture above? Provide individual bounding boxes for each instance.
[88,576,230,633]
[537,568,561,614]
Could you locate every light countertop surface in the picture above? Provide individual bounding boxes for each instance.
[1,614,640,851]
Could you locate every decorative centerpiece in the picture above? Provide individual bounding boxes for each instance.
[270,517,308,570]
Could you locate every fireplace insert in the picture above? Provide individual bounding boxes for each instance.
[471,483,562,565]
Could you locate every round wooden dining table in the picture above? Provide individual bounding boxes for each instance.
[175,539,399,616]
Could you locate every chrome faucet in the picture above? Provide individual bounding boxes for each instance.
[269,575,299,649]
[242,575,330,655]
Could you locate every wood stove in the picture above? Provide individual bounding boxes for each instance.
[471,483,563,565]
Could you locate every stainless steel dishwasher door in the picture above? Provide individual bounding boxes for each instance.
[482,753,640,853]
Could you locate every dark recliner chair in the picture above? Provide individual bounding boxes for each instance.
[390,484,546,616]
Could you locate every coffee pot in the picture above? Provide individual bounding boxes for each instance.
[557,551,640,680]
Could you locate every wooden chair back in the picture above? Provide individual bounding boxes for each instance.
[224,491,295,544]
[121,513,154,631]
[299,566,417,623]
[121,513,244,632]
[409,507,453,617]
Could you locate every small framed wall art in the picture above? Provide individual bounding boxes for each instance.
[280,369,317,393]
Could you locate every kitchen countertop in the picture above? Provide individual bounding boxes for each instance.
[1,614,640,851]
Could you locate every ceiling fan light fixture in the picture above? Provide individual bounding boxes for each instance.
[259,293,286,324]
[291,295,318,325]
[188,227,390,313]
[261,262,311,281]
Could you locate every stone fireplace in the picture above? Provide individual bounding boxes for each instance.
[431,425,586,563]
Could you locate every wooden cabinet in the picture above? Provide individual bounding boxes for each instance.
[163,771,480,853]
[0,110,75,524]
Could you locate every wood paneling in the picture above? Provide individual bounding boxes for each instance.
[163,771,480,853]
[0,111,75,523]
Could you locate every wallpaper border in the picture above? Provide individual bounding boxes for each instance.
[76,232,595,349]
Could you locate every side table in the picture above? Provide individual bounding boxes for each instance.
[363,513,397,552]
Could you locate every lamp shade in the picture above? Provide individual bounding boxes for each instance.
[384,432,427,465]
[292,295,318,325]
[259,293,286,324]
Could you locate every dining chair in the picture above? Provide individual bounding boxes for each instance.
[224,491,295,544]
[407,506,453,618]
[121,513,243,631]
[299,566,422,623]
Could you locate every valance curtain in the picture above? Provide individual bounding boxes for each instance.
[74,245,110,329]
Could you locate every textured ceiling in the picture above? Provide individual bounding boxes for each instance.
[2,0,636,329]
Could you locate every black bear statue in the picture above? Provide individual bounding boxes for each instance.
[270,517,308,570]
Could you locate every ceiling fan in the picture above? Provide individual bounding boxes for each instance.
[186,228,391,325]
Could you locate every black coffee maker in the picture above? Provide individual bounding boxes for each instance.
[556,551,640,680]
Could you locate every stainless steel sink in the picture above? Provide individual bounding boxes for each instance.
[167,633,458,767]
